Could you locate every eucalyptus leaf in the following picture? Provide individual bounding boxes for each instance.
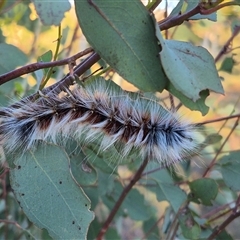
[70,150,97,186]
[103,182,152,221]
[219,150,240,191]
[143,217,160,240]
[189,178,218,206]
[216,229,234,240]
[10,143,94,240]
[32,0,71,26]
[167,83,209,115]
[148,162,187,212]
[169,0,185,17]
[203,133,222,145]
[75,0,168,92]
[219,57,235,73]
[179,209,201,240]
[35,50,53,89]
[0,43,28,74]
[156,28,224,102]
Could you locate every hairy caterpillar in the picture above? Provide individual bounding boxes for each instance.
[0,78,199,166]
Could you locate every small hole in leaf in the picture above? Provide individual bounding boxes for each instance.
[78,227,81,230]
[85,204,88,207]
[21,193,25,196]
[59,181,62,184]
[17,165,21,169]
[72,221,75,224]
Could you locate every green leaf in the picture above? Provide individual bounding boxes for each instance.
[219,150,240,191]
[103,182,152,221]
[83,147,119,174]
[179,209,201,240]
[97,170,115,197]
[105,227,121,240]
[35,50,53,88]
[70,150,97,186]
[87,218,101,240]
[0,43,28,104]
[231,19,240,33]
[0,43,28,74]
[156,28,224,102]
[219,57,235,73]
[189,178,218,206]
[232,0,240,5]
[170,1,217,21]
[167,83,209,115]
[143,217,160,240]
[203,133,222,145]
[162,207,173,233]
[10,143,94,239]
[216,229,233,240]
[169,0,185,17]
[65,138,98,186]
[148,162,187,212]
[118,184,152,221]
[199,228,214,240]
[74,0,168,92]
[32,0,71,26]
[38,50,53,63]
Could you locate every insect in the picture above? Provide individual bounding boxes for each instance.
[0,78,199,166]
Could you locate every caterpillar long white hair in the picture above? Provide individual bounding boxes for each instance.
[0,78,198,166]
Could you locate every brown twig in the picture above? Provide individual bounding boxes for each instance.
[41,52,101,95]
[202,117,239,177]
[202,201,235,219]
[96,157,149,240]
[141,215,163,240]
[19,52,100,103]
[0,0,22,14]
[207,208,233,224]
[0,48,94,85]
[207,194,240,240]
[215,25,240,63]
[158,4,201,31]
[159,2,239,31]
[198,113,240,125]
[0,219,22,229]
[148,0,163,12]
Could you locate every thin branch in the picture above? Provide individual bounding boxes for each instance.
[8,51,101,105]
[208,208,233,224]
[96,157,149,240]
[200,2,240,15]
[0,219,22,229]
[202,201,235,219]
[215,25,240,63]
[40,52,101,96]
[202,117,239,177]
[233,194,240,214]
[0,0,22,14]
[141,215,163,240]
[207,207,240,240]
[0,48,94,85]
[0,167,9,179]
[158,2,239,31]
[198,113,240,125]
[148,0,163,12]
[170,221,179,240]
[141,165,164,177]
[158,4,201,31]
